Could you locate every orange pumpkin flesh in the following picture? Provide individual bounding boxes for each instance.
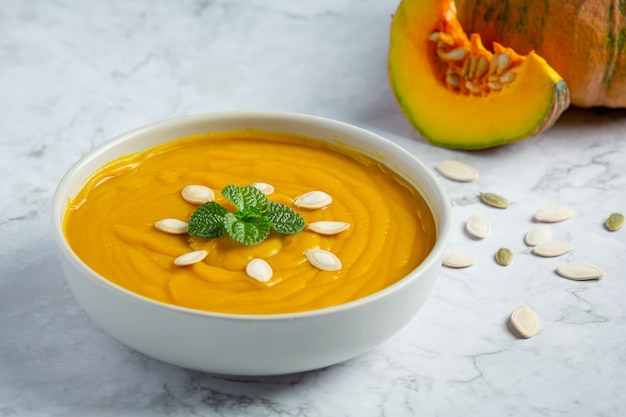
[455,0,626,108]
[388,0,570,149]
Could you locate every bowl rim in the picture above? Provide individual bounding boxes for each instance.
[52,111,452,322]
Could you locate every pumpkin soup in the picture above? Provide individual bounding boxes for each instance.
[63,130,436,314]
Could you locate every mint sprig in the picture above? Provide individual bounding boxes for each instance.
[188,185,305,245]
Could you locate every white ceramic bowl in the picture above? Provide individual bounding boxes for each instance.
[52,112,452,375]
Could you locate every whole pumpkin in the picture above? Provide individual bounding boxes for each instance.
[454,0,626,107]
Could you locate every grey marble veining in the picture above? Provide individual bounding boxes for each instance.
[2,0,626,416]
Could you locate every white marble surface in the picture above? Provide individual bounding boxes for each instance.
[1,0,625,415]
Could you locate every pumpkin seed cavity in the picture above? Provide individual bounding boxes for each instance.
[429,30,522,96]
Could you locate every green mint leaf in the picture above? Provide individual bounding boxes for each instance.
[188,201,228,239]
[235,206,263,221]
[187,185,305,245]
[222,184,268,212]
[266,201,305,234]
[223,212,271,245]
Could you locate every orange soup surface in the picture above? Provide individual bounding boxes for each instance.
[64,131,436,314]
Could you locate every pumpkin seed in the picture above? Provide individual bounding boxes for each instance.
[556,263,606,281]
[496,52,511,71]
[181,185,215,205]
[524,225,552,246]
[465,80,480,93]
[475,56,489,79]
[495,247,514,266]
[605,212,624,231]
[500,70,517,84]
[438,32,455,46]
[487,81,502,90]
[465,214,491,239]
[461,59,470,78]
[307,221,350,235]
[246,258,273,282]
[446,72,461,87]
[174,249,208,266]
[479,192,510,209]
[428,32,441,42]
[509,305,540,339]
[442,253,476,268]
[439,47,470,61]
[435,160,479,182]
[468,56,478,79]
[489,55,498,74]
[532,241,573,257]
[305,248,342,271]
[251,182,274,195]
[294,191,332,209]
[155,218,189,234]
[534,205,574,222]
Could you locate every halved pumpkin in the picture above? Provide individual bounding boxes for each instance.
[388,0,570,149]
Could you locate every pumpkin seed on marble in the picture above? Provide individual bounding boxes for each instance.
[605,212,624,231]
[435,160,479,182]
[556,263,606,281]
[465,214,491,239]
[442,253,476,268]
[533,205,574,222]
[495,247,514,266]
[509,305,540,339]
[479,192,510,209]
[524,225,552,246]
[532,241,573,257]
